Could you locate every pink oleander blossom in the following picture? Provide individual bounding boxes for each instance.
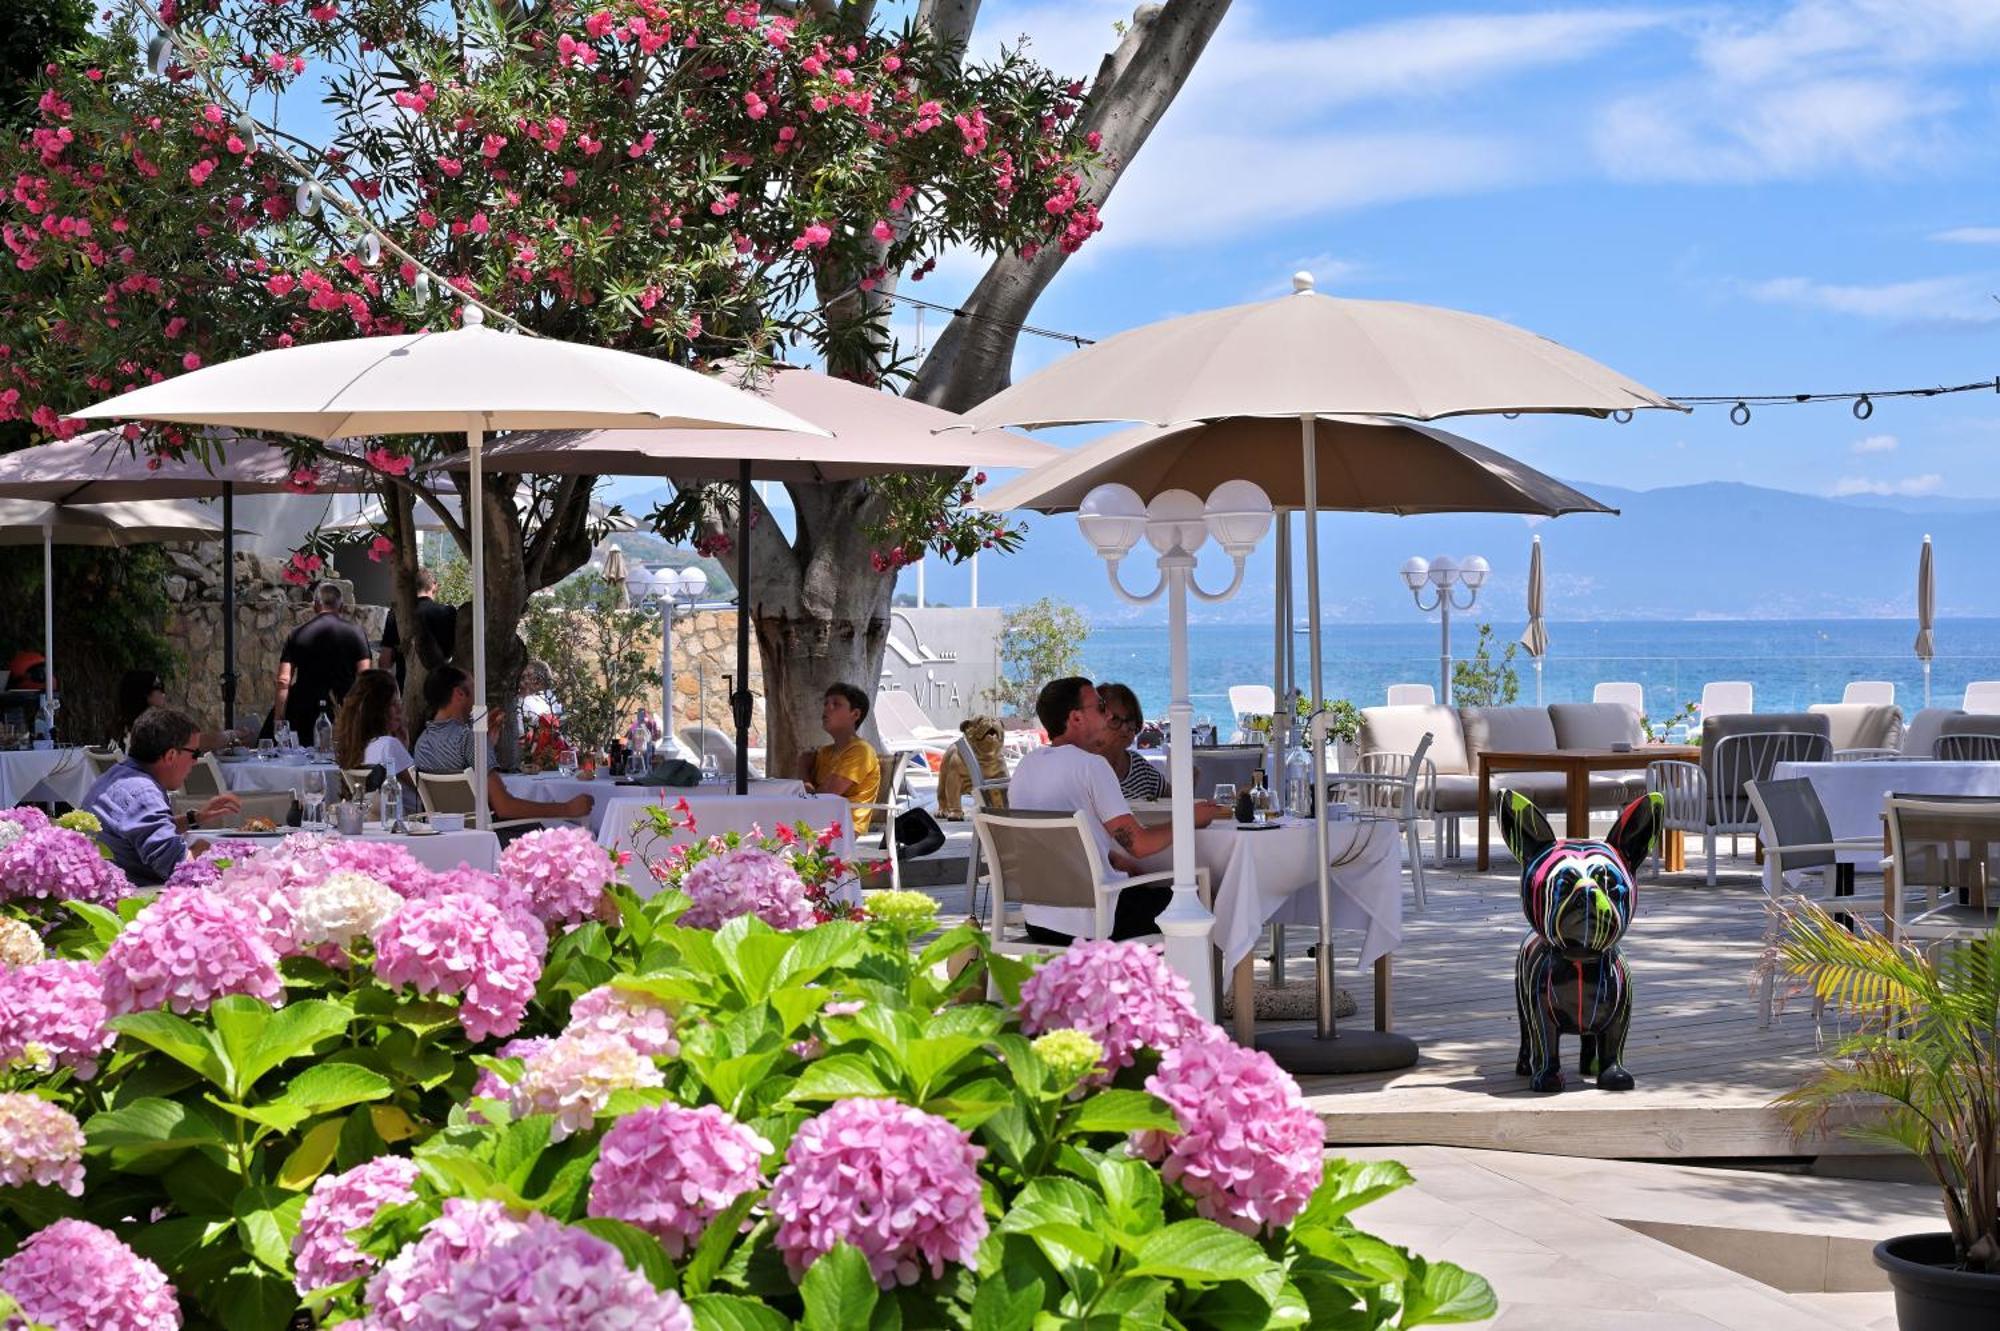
[0,824,129,906]
[293,1155,422,1293]
[507,1030,663,1140]
[1130,1037,1324,1235]
[768,1097,986,1287]
[588,1104,769,1255]
[365,1200,691,1331]
[499,826,615,927]
[679,846,814,931]
[100,886,282,1015]
[1016,940,1210,1074]
[0,1093,84,1194]
[565,984,677,1057]
[0,1219,180,1331]
[0,958,112,1077]
[372,893,542,1042]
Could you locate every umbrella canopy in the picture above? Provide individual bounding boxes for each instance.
[321,493,635,538]
[974,414,1614,516]
[0,498,236,724]
[76,307,825,820]
[1916,534,1935,705]
[1521,535,1549,658]
[958,273,1678,430]
[466,363,1058,789]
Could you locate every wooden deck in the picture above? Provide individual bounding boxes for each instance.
[1271,842,1874,1160]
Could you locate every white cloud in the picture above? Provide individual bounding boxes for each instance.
[1830,473,1944,496]
[1933,227,2000,244]
[1741,273,1998,324]
[1850,433,1899,454]
[1696,1,2000,84]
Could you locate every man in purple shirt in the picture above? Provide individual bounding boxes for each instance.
[81,707,241,886]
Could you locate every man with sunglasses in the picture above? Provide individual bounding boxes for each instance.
[81,706,242,886]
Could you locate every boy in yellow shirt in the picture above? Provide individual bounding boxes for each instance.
[800,682,882,835]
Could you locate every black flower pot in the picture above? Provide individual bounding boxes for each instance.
[1874,1233,2000,1331]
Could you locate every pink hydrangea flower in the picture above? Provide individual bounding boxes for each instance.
[768,1098,987,1287]
[372,893,543,1042]
[565,984,677,1057]
[588,1104,770,1255]
[0,825,130,906]
[293,1155,422,1293]
[0,958,113,1077]
[679,846,814,931]
[0,1219,180,1331]
[0,807,50,835]
[507,1030,663,1140]
[468,1036,551,1108]
[1016,941,1210,1074]
[365,1200,691,1331]
[407,865,547,952]
[499,826,616,927]
[100,886,282,1015]
[0,1093,84,1194]
[1130,1038,1325,1235]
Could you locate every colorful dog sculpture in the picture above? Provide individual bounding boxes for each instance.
[1501,790,1661,1093]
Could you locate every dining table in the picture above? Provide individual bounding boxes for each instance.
[1475,745,1700,869]
[218,755,343,799]
[1773,759,2000,870]
[500,772,806,835]
[596,788,857,886]
[0,746,94,810]
[192,824,502,874]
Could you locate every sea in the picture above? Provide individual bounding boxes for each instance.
[1074,618,2000,728]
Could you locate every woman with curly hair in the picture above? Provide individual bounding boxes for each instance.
[334,669,415,792]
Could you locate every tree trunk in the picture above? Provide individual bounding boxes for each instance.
[383,483,428,724]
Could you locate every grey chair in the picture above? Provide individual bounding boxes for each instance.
[1743,778,1881,1027]
[1933,714,2000,762]
[1330,732,1437,913]
[1900,708,1964,758]
[1882,795,2000,947]
[1649,713,1833,884]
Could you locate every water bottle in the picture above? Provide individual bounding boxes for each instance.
[384,775,405,831]
[1284,733,1315,820]
[314,704,333,758]
[31,696,52,748]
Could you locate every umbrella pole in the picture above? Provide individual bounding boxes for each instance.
[42,521,54,729]
[222,482,237,732]
[1259,414,1418,1073]
[733,460,752,796]
[469,424,491,831]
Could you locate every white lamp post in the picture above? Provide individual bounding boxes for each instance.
[1404,554,1487,703]
[1078,479,1273,1018]
[641,565,709,736]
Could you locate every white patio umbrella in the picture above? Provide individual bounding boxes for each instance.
[75,307,823,826]
[959,271,1680,1074]
[1915,534,1935,708]
[1521,535,1548,705]
[0,498,237,730]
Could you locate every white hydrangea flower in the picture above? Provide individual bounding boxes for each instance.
[0,821,27,854]
[0,917,44,968]
[509,1031,665,1140]
[290,871,404,950]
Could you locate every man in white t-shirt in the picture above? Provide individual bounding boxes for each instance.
[1007,676,1218,942]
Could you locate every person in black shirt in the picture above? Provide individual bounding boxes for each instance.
[275,583,374,739]
[378,567,459,690]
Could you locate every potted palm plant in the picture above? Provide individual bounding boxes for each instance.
[1777,906,1998,1330]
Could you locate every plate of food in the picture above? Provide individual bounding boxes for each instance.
[213,816,289,837]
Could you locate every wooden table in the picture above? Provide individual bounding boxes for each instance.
[1476,745,1700,869]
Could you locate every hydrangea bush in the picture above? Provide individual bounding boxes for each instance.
[0,824,1493,1330]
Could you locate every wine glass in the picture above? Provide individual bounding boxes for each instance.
[300,770,326,829]
[699,752,721,785]
[626,750,647,779]
[258,738,276,762]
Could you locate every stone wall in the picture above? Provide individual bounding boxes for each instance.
[665,609,764,746]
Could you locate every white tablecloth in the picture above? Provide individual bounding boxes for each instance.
[501,774,805,834]
[1140,815,1404,972]
[0,748,93,809]
[1773,760,2000,867]
[221,759,342,797]
[596,791,855,863]
[350,827,501,873]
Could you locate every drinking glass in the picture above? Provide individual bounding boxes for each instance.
[625,750,647,779]
[300,770,326,828]
[1212,783,1237,807]
[700,753,720,785]
[258,738,276,762]
[555,744,575,778]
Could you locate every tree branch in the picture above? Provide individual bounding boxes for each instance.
[915,0,982,55]
[909,0,1231,411]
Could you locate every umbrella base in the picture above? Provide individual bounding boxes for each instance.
[1255,1026,1419,1074]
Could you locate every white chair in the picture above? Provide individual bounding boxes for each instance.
[1649,728,1832,885]
[415,770,555,835]
[1699,681,1753,717]
[871,690,957,755]
[84,746,123,781]
[1386,683,1435,706]
[1331,732,1437,913]
[1882,796,2000,948]
[1962,682,2000,714]
[1842,681,1895,705]
[850,747,913,892]
[1592,682,1645,713]
[955,734,1013,920]
[1227,684,1275,743]
[1744,779,1882,1028]
[182,753,229,800]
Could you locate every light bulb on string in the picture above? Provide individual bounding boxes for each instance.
[294,179,321,218]
[146,34,172,76]
[1730,401,1751,426]
[1853,395,1873,420]
[233,112,258,152]
[413,272,432,302]
[360,233,381,267]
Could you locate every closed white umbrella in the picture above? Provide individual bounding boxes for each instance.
[1916,534,1935,708]
[75,308,824,826]
[960,271,1679,1075]
[1521,535,1548,705]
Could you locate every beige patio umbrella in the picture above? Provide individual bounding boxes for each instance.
[74,307,824,826]
[0,430,371,729]
[1521,535,1549,705]
[1916,534,1935,707]
[473,362,1059,790]
[961,271,1678,1075]
[0,498,237,729]
[599,546,630,607]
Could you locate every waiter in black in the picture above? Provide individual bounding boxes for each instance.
[378,566,459,690]
[275,583,373,739]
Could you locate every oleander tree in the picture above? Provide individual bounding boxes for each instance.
[0,0,1229,762]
